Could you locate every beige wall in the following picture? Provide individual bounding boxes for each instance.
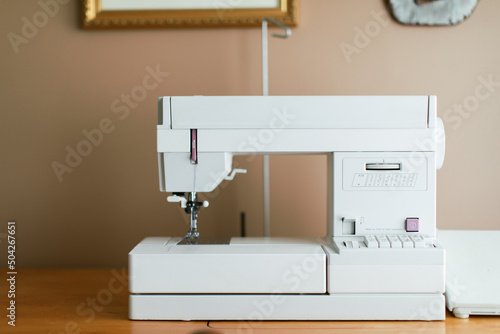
[1,0,499,267]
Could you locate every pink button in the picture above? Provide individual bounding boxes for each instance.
[406,218,419,232]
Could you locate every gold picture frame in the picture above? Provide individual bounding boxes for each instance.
[82,0,298,29]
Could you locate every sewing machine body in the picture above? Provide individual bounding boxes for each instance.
[129,96,446,320]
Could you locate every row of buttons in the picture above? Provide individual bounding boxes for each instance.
[364,234,426,248]
[352,173,418,187]
[342,235,427,249]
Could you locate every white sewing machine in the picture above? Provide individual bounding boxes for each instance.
[129,95,446,320]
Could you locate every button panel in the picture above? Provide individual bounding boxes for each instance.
[335,234,432,250]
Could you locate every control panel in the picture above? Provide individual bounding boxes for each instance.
[332,152,436,238]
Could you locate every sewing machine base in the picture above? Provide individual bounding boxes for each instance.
[129,294,445,320]
[129,237,445,320]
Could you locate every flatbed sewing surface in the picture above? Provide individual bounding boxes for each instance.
[1,269,499,334]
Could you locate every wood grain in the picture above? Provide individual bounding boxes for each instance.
[0,269,498,333]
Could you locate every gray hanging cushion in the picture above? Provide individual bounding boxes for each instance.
[389,0,479,26]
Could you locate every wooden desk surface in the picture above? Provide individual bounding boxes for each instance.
[1,269,499,334]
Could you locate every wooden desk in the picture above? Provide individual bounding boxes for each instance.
[1,269,499,334]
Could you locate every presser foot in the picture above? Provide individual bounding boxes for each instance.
[176,229,200,245]
[185,229,200,240]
